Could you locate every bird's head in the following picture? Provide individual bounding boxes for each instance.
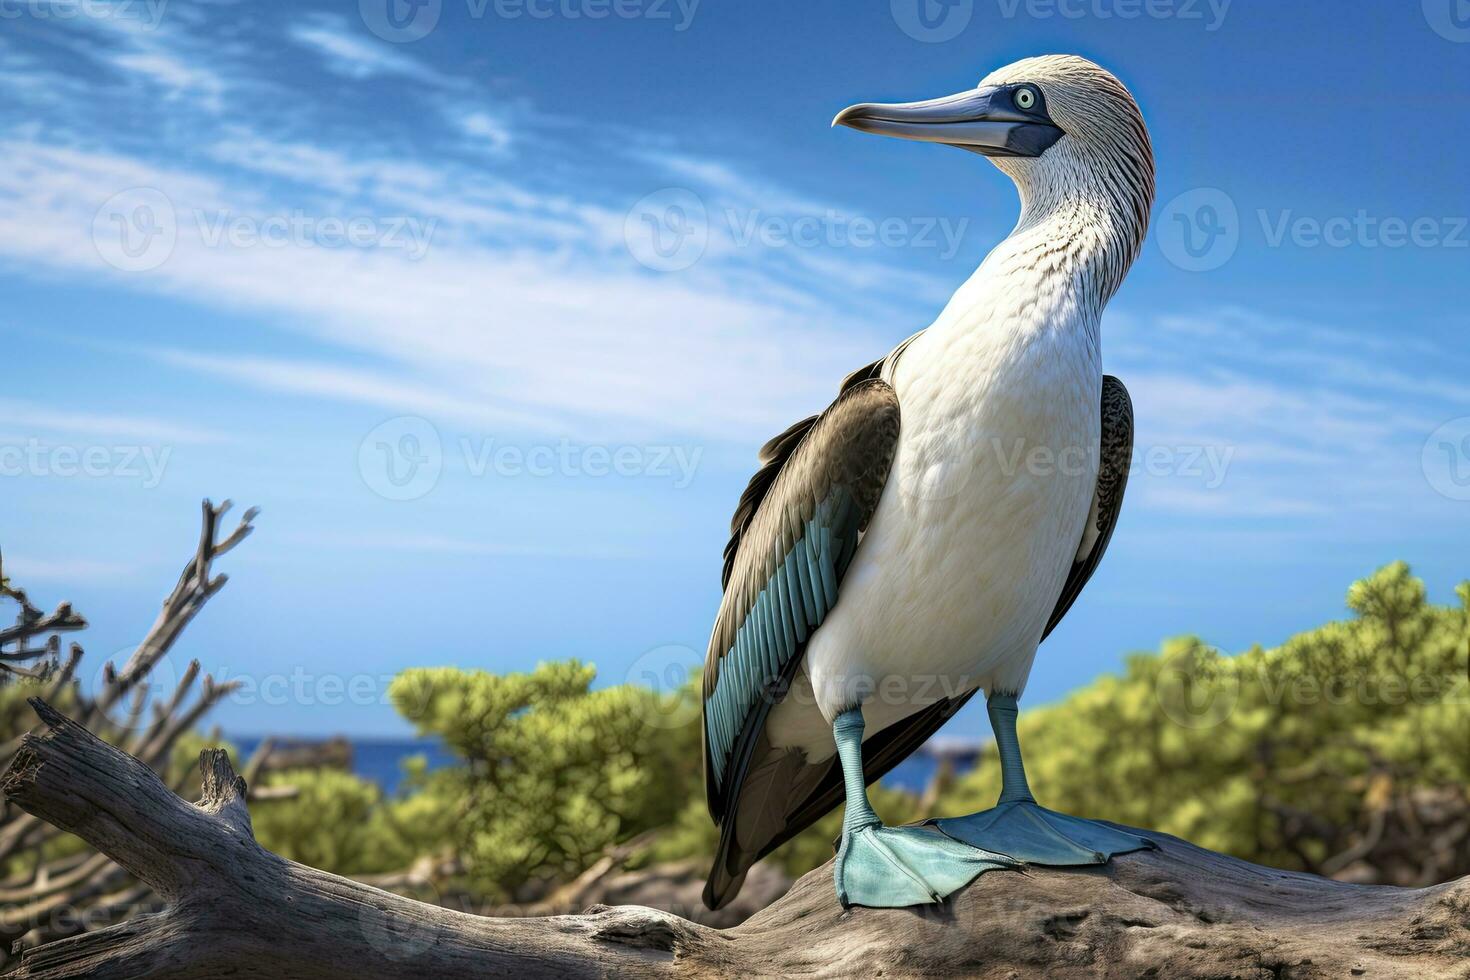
[835,55,1154,258]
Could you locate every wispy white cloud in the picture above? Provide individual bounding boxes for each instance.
[1,1,1460,547]
[0,398,224,445]
[287,13,447,83]
[2,102,1456,535]
[1108,305,1464,521]
[34,3,233,114]
[149,349,552,433]
[109,50,226,110]
[2,123,1457,532]
[0,125,891,444]
[638,149,834,217]
[447,108,515,154]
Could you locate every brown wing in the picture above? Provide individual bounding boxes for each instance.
[704,378,900,816]
[1043,374,1134,639]
[704,358,918,909]
[720,354,894,588]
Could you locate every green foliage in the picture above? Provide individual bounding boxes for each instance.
[932,562,1469,870]
[385,660,701,899]
[252,562,1466,894]
[249,764,451,874]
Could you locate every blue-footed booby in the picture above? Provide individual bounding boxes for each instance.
[700,55,1156,910]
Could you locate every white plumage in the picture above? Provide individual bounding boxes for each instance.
[701,54,1157,911]
[766,55,1150,762]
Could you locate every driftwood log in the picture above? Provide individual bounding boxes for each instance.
[2,701,1467,980]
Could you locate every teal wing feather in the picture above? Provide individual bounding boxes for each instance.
[703,378,901,823]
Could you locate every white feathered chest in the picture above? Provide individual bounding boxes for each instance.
[782,248,1104,751]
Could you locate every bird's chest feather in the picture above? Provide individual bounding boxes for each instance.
[806,296,1101,703]
[886,295,1102,560]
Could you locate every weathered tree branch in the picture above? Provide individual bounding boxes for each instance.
[3,700,1467,979]
[88,499,256,722]
[0,502,259,960]
[1,701,704,979]
[0,554,87,659]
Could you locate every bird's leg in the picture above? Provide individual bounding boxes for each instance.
[830,707,1017,908]
[990,692,1036,804]
[928,691,1156,866]
[834,709,881,834]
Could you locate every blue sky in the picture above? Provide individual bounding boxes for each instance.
[2,0,1467,737]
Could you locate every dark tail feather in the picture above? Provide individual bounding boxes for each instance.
[703,866,747,911]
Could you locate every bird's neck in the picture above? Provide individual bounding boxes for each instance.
[1022,139,1152,299]
[936,165,1149,353]
[1018,182,1145,304]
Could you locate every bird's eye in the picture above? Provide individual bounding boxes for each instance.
[1014,87,1038,110]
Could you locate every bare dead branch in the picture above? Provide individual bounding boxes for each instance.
[100,500,256,710]
[0,503,258,961]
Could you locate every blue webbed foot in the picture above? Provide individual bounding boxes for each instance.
[931,692,1156,867]
[834,821,1019,909]
[929,801,1155,867]
[829,707,1019,909]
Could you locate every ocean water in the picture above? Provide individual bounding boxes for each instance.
[231,737,971,796]
[232,736,456,796]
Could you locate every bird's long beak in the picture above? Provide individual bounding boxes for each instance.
[833,86,1064,158]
